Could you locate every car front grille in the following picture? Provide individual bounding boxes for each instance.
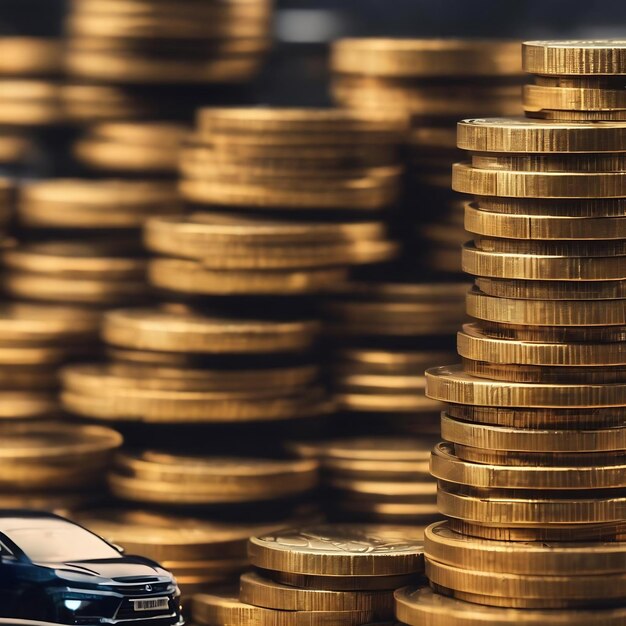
[111,582,172,595]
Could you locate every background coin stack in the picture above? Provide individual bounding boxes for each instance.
[193,525,425,626]
[64,0,273,177]
[0,420,121,512]
[397,40,626,626]
[330,38,523,276]
[0,37,64,175]
[288,436,441,526]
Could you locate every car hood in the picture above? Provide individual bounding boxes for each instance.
[40,557,172,582]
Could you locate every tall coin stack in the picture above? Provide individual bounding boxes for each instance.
[330,38,523,275]
[396,40,626,626]
[0,37,63,174]
[193,525,424,626]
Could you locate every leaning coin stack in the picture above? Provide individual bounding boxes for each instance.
[325,281,465,434]
[396,40,626,626]
[193,525,425,626]
[0,421,121,513]
[330,39,523,276]
[289,437,441,526]
[0,37,63,173]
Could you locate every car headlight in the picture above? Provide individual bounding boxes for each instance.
[64,599,87,611]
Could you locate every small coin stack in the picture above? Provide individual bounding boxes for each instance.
[0,37,63,173]
[192,525,425,626]
[64,0,272,86]
[330,38,523,276]
[394,40,626,625]
[289,437,441,526]
[0,421,121,512]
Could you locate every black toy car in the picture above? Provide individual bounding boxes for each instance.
[0,511,183,625]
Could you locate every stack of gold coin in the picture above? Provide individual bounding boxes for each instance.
[0,37,63,171]
[144,213,396,297]
[0,421,121,513]
[325,281,465,436]
[404,40,626,622]
[80,511,316,596]
[179,107,403,214]
[330,39,523,276]
[193,525,425,625]
[523,40,626,121]
[289,437,441,525]
[64,0,272,86]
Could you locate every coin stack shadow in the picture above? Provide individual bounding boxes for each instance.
[62,107,406,595]
[330,38,523,277]
[288,436,441,527]
[192,524,425,626]
[396,40,626,626]
[0,37,63,175]
[63,0,273,178]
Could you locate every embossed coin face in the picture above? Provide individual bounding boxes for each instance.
[248,524,424,576]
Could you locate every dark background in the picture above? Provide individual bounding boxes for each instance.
[2,0,626,105]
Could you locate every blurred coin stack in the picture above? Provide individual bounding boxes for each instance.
[395,40,626,626]
[193,525,425,626]
[325,281,464,437]
[289,437,441,526]
[0,37,63,174]
[0,421,121,512]
[330,38,523,276]
[64,0,274,176]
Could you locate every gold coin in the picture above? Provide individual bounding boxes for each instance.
[458,323,626,366]
[239,571,394,615]
[148,258,348,296]
[457,117,626,153]
[102,308,318,354]
[337,349,457,375]
[329,477,437,501]
[395,585,626,626]
[268,570,419,591]
[432,442,626,490]
[441,413,626,452]
[425,521,626,574]
[62,384,327,424]
[432,584,607,610]
[426,364,626,408]
[180,177,398,211]
[195,107,403,134]
[334,500,441,525]
[476,320,626,343]
[462,358,626,384]
[448,519,626,542]
[319,436,434,462]
[475,277,626,299]
[475,196,626,217]
[0,38,61,76]
[110,453,318,504]
[524,84,626,112]
[331,39,522,78]
[527,108,626,121]
[523,40,626,75]
[471,152,626,172]
[192,590,378,626]
[63,361,316,392]
[426,558,626,603]
[19,179,180,229]
[453,162,626,198]
[248,524,424,576]
[438,481,626,524]
[445,403,626,430]
[0,392,58,420]
[466,289,626,326]
[465,202,626,239]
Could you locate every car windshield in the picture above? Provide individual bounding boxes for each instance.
[7,525,120,562]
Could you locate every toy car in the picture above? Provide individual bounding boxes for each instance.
[0,511,183,625]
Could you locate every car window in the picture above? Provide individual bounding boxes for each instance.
[7,526,120,562]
